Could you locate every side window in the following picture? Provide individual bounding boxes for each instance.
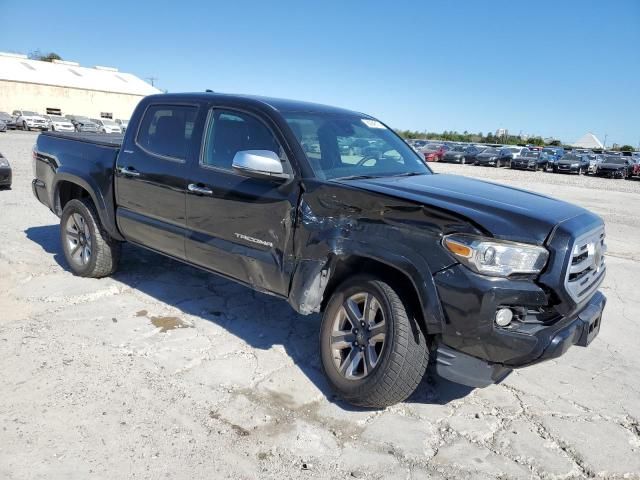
[202,109,284,171]
[136,104,198,160]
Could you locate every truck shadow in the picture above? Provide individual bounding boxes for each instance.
[25,224,474,409]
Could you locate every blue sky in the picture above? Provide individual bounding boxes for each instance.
[2,0,639,146]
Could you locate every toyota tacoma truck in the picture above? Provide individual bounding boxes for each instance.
[31,93,607,407]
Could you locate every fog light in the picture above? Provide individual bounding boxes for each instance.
[495,308,513,327]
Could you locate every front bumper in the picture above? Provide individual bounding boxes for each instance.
[595,169,626,178]
[555,164,580,173]
[434,289,606,387]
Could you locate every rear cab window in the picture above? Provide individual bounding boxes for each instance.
[136,104,198,161]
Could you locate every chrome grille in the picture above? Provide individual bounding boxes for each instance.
[565,226,606,302]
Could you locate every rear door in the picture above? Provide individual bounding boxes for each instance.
[184,107,298,296]
[115,103,199,260]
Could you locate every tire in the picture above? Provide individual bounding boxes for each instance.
[495,159,501,168]
[60,198,120,278]
[319,275,429,408]
[461,157,466,165]
[23,121,29,131]
[578,167,583,175]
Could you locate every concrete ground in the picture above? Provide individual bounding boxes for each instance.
[1,130,639,479]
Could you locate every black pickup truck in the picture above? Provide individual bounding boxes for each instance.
[32,93,607,407]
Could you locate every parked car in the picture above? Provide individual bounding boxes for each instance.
[92,118,123,134]
[13,110,49,131]
[422,143,446,162]
[0,112,17,130]
[554,153,590,174]
[586,154,605,175]
[475,147,513,167]
[542,147,565,160]
[115,119,130,133]
[506,146,530,159]
[32,92,607,408]
[631,158,640,178]
[510,151,550,171]
[594,156,634,179]
[464,146,487,164]
[44,115,75,132]
[66,115,99,133]
[0,119,6,132]
[0,152,11,189]
[442,145,474,164]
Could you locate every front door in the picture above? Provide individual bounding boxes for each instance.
[115,103,199,259]
[185,108,298,296]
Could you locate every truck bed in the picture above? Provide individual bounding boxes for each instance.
[41,131,124,148]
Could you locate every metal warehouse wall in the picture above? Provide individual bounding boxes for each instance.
[0,80,145,120]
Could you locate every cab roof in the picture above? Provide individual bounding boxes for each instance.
[145,92,369,117]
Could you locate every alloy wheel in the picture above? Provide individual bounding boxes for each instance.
[64,213,92,266]
[330,292,387,380]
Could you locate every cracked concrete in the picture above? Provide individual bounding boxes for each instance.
[2,131,640,479]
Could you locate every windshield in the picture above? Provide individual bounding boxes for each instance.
[101,119,117,125]
[0,112,11,120]
[284,113,431,180]
[508,147,522,153]
[49,115,67,122]
[451,146,466,152]
[481,148,498,154]
[603,157,627,165]
[23,111,38,116]
[522,151,540,158]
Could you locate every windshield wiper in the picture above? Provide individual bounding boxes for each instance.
[332,174,383,181]
[388,172,425,178]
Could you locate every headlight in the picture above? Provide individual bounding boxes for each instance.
[443,234,549,277]
[0,157,9,167]
[571,162,579,167]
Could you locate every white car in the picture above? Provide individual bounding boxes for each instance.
[93,118,122,134]
[43,115,75,132]
[507,146,530,159]
[13,110,49,131]
[115,119,129,133]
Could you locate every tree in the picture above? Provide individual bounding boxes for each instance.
[29,50,62,62]
[619,145,634,152]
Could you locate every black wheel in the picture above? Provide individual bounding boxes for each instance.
[460,157,466,165]
[320,275,429,408]
[578,167,583,175]
[495,159,501,168]
[23,121,29,131]
[60,198,120,278]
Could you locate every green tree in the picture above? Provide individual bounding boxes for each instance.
[29,50,62,62]
[619,145,634,152]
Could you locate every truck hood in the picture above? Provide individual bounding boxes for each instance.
[340,173,587,244]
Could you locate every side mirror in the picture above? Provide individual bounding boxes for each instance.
[232,150,290,181]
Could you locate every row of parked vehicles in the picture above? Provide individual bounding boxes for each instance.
[408,140,640,180]
[0,110,129,134]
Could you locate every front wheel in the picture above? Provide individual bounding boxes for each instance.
[60,198,120,278]
[320,275,429,408]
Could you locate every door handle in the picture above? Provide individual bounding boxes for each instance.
[119,166,141,177]
[188,183,213,196]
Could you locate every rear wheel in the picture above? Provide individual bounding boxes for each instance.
[60,198,120,278]
[320,275,429,408]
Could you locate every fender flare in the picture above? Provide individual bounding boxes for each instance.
[51,169,123,240]
[288,239,446,334]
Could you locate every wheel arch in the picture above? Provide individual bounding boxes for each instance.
[288,252,445,335]
[52,171,123,240]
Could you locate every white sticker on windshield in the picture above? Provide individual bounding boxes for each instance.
[361,119,385,129]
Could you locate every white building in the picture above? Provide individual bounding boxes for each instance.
[572,133,604,150]
[0,52,161,121]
